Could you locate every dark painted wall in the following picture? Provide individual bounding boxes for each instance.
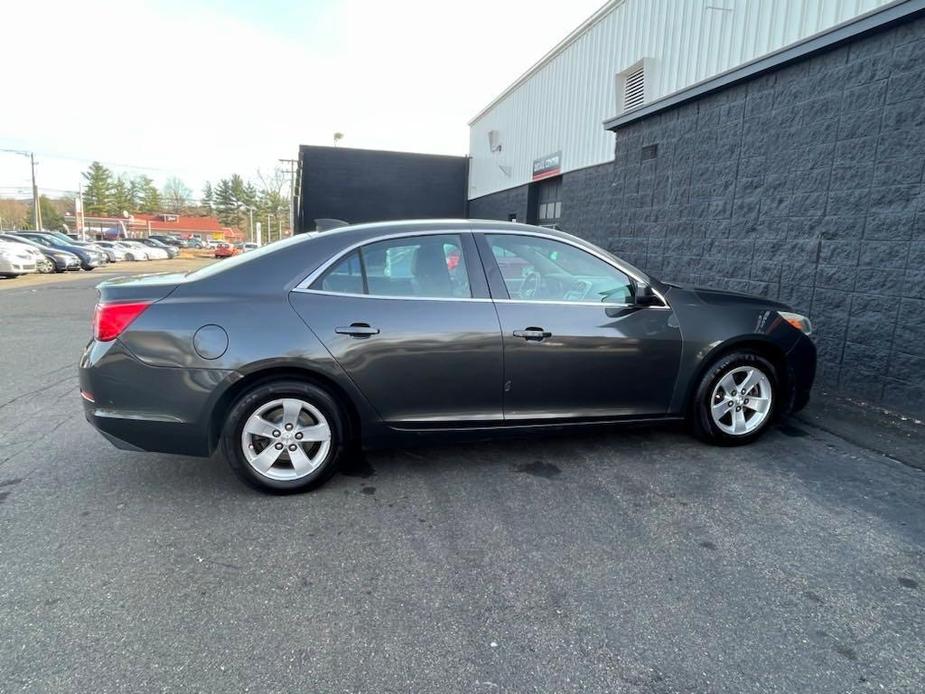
[469,13,925,415]
[298,146,468,232]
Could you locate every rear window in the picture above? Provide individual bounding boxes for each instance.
[186,234,315,280]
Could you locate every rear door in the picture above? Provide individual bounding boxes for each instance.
[289,231,504,426]
[477,231,682,421]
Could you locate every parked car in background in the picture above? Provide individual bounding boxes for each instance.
[79,220,816,493]
[121,240,163,260]
[44,232,110,264]
[94,241,130,262]
[129,240,168,260]
[111,241,149,261]
[13,232,103,270]
[150,234,184,248]
[0,235,54,273]
[0,233,80,272]
[88,241,124,263]
[140,238,179,259]
[0,241,38,278]
[242,242,259,252]
[214,242,238,258]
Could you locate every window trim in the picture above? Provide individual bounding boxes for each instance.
[298,231,485,302]
[294,228,669,309]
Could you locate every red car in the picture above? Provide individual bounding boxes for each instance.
[214,243,239,259]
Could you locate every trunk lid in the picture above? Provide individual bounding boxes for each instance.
[96,272,191,303]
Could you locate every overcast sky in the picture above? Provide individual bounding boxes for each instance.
[0,0,603,201]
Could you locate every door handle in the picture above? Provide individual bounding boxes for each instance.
[513,327,551,341]
[335,323,380,337]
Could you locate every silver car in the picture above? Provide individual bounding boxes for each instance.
[0,241,38,278]
[94,241,129,262]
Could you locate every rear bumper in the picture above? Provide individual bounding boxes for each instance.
[80,339,236,457]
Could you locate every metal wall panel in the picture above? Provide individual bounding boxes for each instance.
[468,0,893,200]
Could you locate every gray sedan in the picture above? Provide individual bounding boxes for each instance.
[80,220,816,493]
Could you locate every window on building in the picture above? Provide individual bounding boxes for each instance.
[535,178,562,228]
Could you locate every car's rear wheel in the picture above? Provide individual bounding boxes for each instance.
[691,351,777,445]
[222,380,346,493]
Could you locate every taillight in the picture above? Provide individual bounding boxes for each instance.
[93,301,153,341]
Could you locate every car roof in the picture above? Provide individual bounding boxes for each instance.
[302,218,584,246]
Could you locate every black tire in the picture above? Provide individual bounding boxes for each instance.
[221,379,347,493]
[691,351,778,446]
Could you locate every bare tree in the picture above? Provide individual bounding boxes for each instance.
[161,177,192,214]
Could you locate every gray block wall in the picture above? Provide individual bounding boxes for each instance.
[468,14,925,416]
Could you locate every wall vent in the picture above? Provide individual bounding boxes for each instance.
[623,64,646,111]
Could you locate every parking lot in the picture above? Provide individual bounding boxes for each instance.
[0,266,923,693]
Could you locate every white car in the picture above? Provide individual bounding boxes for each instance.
[242,242,259,252]
[0,241,38,278]
[123,240,168,260]
[0,237,53,273]
[94,241,129,262]
[116,241,152,261]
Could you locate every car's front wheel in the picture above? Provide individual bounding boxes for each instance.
[691,351,778,445]
[222,380,347,493]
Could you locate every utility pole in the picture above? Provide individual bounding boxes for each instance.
[267,212,272,243]
[0,148,41,229]
[279,157,297,235]
[30,153,42,230]
[76,181,86,240]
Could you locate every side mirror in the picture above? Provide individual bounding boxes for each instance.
[634,283,662,307]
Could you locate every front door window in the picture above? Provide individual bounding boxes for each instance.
[486,234,634,304]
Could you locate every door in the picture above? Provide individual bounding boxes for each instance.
[478,232,682,421]
[290,232,504,426]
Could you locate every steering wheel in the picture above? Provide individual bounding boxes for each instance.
[520,271,542,299]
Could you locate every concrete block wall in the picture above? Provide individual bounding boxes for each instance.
[468,14,925,416]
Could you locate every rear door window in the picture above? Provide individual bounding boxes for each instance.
[311,234,471,299]
[317,250,364,294]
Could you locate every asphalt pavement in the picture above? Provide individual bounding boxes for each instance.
[0,267,923,693]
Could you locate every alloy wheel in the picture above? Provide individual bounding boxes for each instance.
[710,366,772,436]
[240,398,332,481]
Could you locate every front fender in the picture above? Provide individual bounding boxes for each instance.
[667,287,804,414]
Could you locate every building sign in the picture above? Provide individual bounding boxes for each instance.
[532,151,561,181]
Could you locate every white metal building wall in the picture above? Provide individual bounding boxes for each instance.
[468,0,894,200]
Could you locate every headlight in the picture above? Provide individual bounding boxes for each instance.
[779,311,812,335]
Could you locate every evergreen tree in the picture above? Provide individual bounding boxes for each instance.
[201,182,214,214]
[213,178,237,226]
[110,176,133,216]
[132,175,161,213]
[82,161,113,215]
